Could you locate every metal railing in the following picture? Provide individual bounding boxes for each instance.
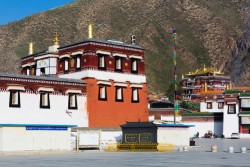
[106,143,174,152]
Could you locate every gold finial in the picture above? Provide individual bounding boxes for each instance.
[53,32,60,45]
[88,24,93,38]
[203,64,206,71]
[28,41,34,55]
[204,81,207,92]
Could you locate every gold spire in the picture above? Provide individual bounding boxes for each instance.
[88,24,93,38]
[53,32,60,45]
[203,64,206,71]
[28,41,34,55]
[204,81,207,92]
[229,81,232,89]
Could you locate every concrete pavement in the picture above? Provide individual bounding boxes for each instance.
[0,139,250,167]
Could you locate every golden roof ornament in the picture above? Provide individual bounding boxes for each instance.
[28,41,34,55]
[185,65,223,77]
[53,32,60,45]
[88,24,93,39]
[203,64,206,71]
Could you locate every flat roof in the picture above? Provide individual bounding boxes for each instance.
[0,73,85,84]
[58,38,143,50]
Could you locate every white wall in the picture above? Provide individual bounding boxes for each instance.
[200,101,224,113]
[0,127,71,151]
[157,127,190,146]
[161,115,182,122]
[77,129,122,149]
[0,128,2,151]
[59,69,146,84]
[184,122,223,138]
[0,91,88,127]
[223,104,239,138]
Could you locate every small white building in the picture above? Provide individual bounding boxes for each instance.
[0,73,87,151]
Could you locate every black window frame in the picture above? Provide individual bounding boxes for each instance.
[76,56,82,71]
[228,104,236,114]
[218,102,224,109]
[26,67,30,75]
[40,92,50,109]
[64,58,69,73]
[115,86,124,102]
[207,102,213,109]
[98,54,106,70]
[131,88,139,103]
[98,85,107,101]
[9,90,21,108]
[115,57,123,72]
[68,93,78,110]
[40,67,45,75]
[131,58,138,74]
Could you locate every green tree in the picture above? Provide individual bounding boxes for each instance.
[179,101,200,111]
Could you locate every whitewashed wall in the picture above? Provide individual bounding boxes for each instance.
[59,69,146,83]
[161,116,182,122]
[223,104,239,138]
[184,122,223,138]
[157,127,190,146]
[0,91,88,127]
[200,101,224,113]
[0,127,71,151]
[77,129,122,150]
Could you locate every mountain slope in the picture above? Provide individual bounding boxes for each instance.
[0,0,249,93]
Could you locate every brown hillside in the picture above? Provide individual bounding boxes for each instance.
[0,0,249,93]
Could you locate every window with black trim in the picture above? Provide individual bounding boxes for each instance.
[218,102,224,109]
[76,56,81,70]
[98,86,107,101]
[9,90,20,108]
[98,54,106,70]
[40,92,50,109]
[68,94,78,109]
[64,58,69,72]
[115,87,123,102]
[221,82,224,86]
[115,57,122,72]
[131,88,139,103]
[131,59,138,74]
[209,82,213,86]
[207,102,212,109]
[26,68,30,75]
[40,68,45,75]
[228,104,236,114]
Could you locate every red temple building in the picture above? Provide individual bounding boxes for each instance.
[21,29,148,128]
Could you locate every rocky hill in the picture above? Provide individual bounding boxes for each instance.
[0,0,249,94]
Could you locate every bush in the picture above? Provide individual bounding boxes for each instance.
[179,101,200,111]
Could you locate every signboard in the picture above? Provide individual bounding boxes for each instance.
[241,117,250,124]
[26,126,68,131]
[125,134,137,143]
[241,99,250,108]
[139,133,151,143]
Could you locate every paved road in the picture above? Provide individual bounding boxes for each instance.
[0,139,250,167]
[194,138,250,152]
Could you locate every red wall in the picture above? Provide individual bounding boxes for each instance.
[85,78,149,127]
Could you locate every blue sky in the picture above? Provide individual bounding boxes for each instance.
[0,0,75,25]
